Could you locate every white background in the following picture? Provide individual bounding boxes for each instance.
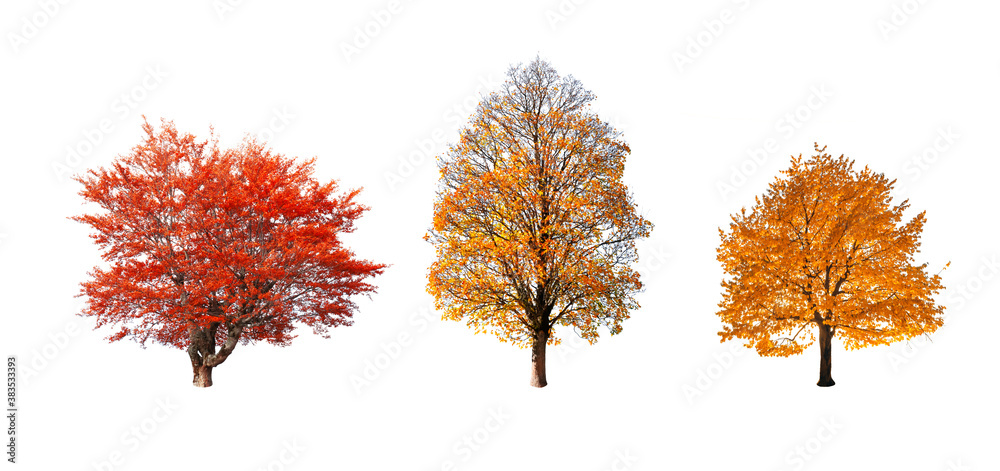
[1,0,998,470]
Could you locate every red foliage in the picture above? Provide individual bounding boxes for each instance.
[73,118,385,363]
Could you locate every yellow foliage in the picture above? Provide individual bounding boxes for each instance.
[426,59,652,348]
[717,144,946,356]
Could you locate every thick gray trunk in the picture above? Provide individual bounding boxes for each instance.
[193,365,213,387]
[187,321,243,388]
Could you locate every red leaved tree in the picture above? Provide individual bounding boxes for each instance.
[73,119,385,387]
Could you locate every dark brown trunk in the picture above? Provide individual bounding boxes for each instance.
[817,322,835,387]
[530,328,548,388]
[193,365,213,387]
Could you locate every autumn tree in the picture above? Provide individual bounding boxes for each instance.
[426,58,653,388]
[73,119,385,387]
[717,144,946,386]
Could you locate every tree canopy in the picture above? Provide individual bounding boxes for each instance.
[717,144,946,386]
[427,58,652,387]
[74,119,385,386]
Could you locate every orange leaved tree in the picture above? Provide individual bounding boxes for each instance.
[426,58,653,388]
[717,144,946,386]
[73,119,385,387]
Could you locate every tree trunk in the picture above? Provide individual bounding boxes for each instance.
[187,320,243,388]
[193,365,213,388]
[817,322,835,387]
[530,328,548,388]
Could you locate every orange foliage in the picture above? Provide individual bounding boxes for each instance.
[426,58,652,379]
[717,144,946,366]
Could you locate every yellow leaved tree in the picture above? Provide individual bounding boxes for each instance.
[717,144,946,386]
[426,58,652,387]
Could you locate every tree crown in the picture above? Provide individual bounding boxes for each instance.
[427,58,652,347]
[717,144,946,355]
[74,118,385,349]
